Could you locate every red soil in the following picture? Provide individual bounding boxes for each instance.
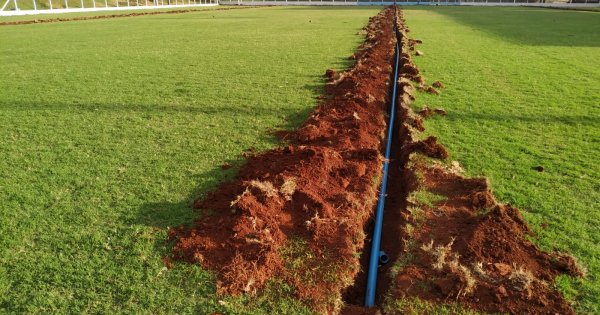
[378,8,582,315]
[388,159,583,314]
[417,106,446,118]
[169,8,397,313]
[432,80,445,89]
[169,6,581,315]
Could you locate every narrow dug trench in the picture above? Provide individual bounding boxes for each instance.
[345,8,583,315]
[169,8,397,314]
[169,6,583,315]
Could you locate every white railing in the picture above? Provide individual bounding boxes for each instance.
[2,0,597,17]
[0,0,217,16]
[219,0,599,5]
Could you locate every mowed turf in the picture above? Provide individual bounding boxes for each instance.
[0,6,379,313]
[2,6,599,314]
[403,6,600,313]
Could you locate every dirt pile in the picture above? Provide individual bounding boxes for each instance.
[169,7,398,313]
[378,8,582,315]
[169,6,582,315]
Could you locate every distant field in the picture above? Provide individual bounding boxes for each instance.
[0,6,379,313]
[0,5,220,23]
[403,6,600,314]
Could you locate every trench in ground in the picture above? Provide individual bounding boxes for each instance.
[342,40,409,309]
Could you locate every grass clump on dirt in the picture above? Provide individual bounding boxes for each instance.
[0,6,380,313]
[407,189,446,208]
[404,6,600,313]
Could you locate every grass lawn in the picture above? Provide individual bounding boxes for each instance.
[0,6,380,313]
[403,6,600,314]
[2,5,599,314]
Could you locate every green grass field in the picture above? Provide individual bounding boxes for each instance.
[403,6,600,314]
[0,6,221,23]
[0,5,599,314]
[0,6,379,313]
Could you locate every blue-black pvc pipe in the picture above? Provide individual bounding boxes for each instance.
[364,27,401,308]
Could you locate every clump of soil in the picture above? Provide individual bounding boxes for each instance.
[417,106,446,118]
[387,158,583,314]
[169,7,399,314]
[424,86,440,95]
[432,81,445,89]
[325,69,340,82]
[380,8,582,315]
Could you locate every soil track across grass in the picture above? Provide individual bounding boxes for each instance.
[170,6,583,314]
[368,8,581,315]
[169,8,396,313]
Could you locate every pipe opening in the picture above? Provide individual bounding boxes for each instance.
[378,251,390,265]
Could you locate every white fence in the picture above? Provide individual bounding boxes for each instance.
[220,0,599,5]
[0,0,217,16]
[2,0,597,16]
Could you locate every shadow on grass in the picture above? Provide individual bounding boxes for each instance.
[131,96,316,232]
[130,65,340,262]
[135,167,235,231]
[404,6,600,47]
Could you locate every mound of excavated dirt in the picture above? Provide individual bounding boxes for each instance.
[376,9,582,315]
[169,6,581,315]
[169,8,397,313]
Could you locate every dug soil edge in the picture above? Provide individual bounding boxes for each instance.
[169,6,583,315]
[368,8,583,315]
[169,7,397,314]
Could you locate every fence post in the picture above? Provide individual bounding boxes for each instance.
[49,0,53,9]
[32,0,36,10]
[64,0,68,9]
